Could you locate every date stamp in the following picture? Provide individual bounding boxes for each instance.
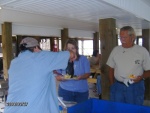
[6,102,28,106]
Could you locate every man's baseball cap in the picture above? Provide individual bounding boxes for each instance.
[20,37,39,47]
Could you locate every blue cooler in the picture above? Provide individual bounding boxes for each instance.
[67,98,150,113]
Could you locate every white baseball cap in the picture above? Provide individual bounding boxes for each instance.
[20,37,39,47]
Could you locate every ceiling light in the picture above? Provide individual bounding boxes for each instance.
[0,7,2,9]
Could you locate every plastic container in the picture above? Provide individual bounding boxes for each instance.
[67,98,150,113]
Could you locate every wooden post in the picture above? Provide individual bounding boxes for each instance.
[34,36,41,43]
[116,34,118,45]
[142,29,150,100]
[50,37,55,51]
[99,18,117,100]
[16,35,23,56]
[2,22,13,79]
[61,28,68,50]
[0,36,2,43]
[142,29,150,51]
[93,32,99,51]
[56,37,59,51]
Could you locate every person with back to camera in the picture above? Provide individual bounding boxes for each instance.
[107,26,150,105]
[55,39,90,103]
[4,37,75,113]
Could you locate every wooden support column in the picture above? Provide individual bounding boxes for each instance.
[34,36,41,43]
[61,28,68,50]
[50,37,55,51]
[93,32,99,51]
[99,18,117,100]
[2,22,13,79]
[116,34,118,45]
[16,35,23,56]
[0,36,2,43]
[142,29,150,100]
[142,29,150,51]
[56,37,60,51]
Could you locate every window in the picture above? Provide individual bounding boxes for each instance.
[99,40,101,54]
[59,38,62,51]
[78,40,93,56]
[83,40,93,56]
[40,39,50,51]
[138,38,143,46]
[78,40,83,55]
[78,39,101,56]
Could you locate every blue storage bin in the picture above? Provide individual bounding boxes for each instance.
[67,98,150,113]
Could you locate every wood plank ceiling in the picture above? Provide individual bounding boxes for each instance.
[0,0,150,35]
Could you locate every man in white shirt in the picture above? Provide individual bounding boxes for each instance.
[107,26,150,105]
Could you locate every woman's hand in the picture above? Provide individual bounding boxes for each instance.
[77,76,82,80]
[77,73,90,80]
[55,75,65,81]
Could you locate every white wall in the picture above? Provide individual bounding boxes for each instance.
[0,23,95,38]
[12,24,61,37]
[69,29,94,39]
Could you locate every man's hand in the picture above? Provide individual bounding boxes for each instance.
[133,75,143,83]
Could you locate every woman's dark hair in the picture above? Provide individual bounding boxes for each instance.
[92,50,99,57]
[64,39,80,60]
[19,43,41,52]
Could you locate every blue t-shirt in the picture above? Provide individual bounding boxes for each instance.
[58,55,90,92]
[4,50,69,113]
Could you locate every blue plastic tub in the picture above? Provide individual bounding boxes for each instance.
[67,98,150,113]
